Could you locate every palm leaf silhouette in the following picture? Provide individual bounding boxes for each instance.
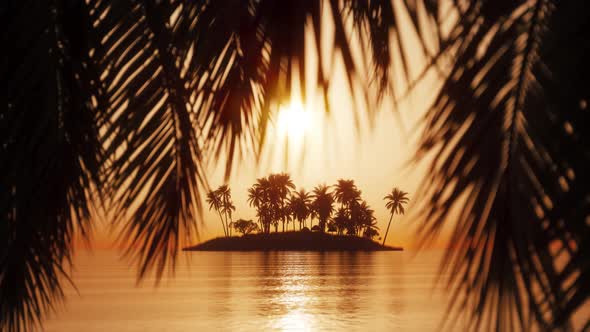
[1,1,431,330]
[1,1,103,330]
[414,1,589,330]
[2,0,589,331]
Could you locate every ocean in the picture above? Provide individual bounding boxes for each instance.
[44,250,456,331]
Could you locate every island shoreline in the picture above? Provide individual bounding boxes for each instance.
[183,231,403,252]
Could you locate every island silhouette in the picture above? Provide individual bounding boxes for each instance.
[185,174,408,251]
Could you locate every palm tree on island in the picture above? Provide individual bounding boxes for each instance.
[248,177,273,233]
[206,185,236,237]
[270,173,295,232]
[206,190,228,237]
[289,189,312,230]
[247,175,291,234]
[243,175,387,240]
[333,179,362,234]
[332,208,349,235]
[363,219,380,240]
[382,188,409,246]
[333,179,361,213]
[311,185,335,232]
[217,185,236,237]
[357,201,377,238]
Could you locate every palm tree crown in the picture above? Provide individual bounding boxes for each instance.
[216,185,236,234]
[384,189,409,216]
[206,190,227,236]
[333,179,360,209]
[289,189,312,230]
[311,184,335,233]
[382,188,409,246]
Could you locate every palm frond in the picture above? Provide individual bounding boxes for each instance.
[414,1,590,330]
[0,1,102,331]
[94,0,205,281]
[12,0,588,331]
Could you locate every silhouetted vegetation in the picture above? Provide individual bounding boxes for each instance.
[311,185,335,233]
[382,188,409,246]
[206,185,236,237]
[231,219,259,236]
[242,175,386,242]
[2,1,589,331]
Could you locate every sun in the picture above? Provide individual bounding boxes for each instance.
[276,101,311,141]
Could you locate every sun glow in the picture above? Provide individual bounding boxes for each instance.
[276,101,312,141]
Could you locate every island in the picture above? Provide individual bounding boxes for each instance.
[183,231,403,251]
[193,175,410,252]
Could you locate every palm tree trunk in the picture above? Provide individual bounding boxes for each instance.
[227,213,233,237]
[222,210,230,237]
[223,198,231,237]
[382,213,394,246]
[263,217,267,234]
[217,209,227,236]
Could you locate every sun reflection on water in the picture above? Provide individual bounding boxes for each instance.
[260,254,320,331]
[275,309,314,331]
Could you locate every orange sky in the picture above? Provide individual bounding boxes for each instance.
[87,5,455,251]
[90,55,449,251]
[197,74,437,250]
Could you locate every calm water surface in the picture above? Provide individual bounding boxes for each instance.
[45,250,453,331]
